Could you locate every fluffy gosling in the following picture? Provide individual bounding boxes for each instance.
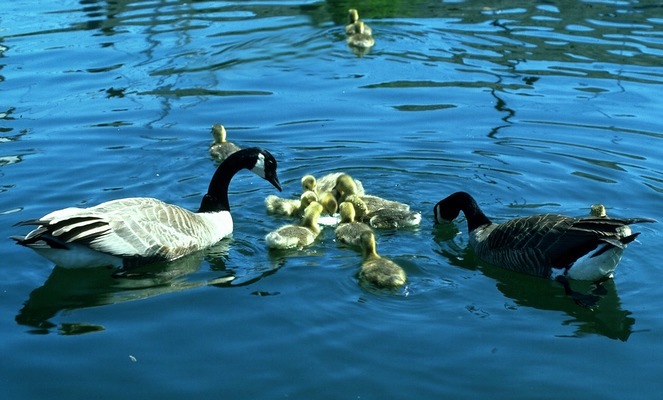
[265,201,324,249]
[209,124,241,162]
[335,201,373,247]
[358,231,406,288]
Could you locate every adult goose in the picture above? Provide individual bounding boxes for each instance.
[13,147,282,269]
[433,192,655,305]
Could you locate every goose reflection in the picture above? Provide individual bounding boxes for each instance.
[15,240,277,334]
[433,226,635,341]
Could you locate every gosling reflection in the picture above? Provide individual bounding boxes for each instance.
[433,227,635,341]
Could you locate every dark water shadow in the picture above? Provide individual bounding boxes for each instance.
[432,226,635,341]
[15,240,279,335]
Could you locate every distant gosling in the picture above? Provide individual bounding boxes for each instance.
[345,9,372,36]
[358,231,406,288]
[209,124,241,162]
[347,21,375,49]
[265,202,324,249]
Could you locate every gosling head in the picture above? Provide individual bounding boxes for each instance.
[319,191,338,215]
[334,174,358,201]
[301,175,317,192]
[590,204,608,218]
[338,201,356,223]
[348,8,359,24]
[300,190,318,209]
[211,124,227,143]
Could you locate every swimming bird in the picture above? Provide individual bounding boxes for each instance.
[265,190,318,217]
[265,201,324,249]
[13,147,282,269]
[433,191,655,305]
[347,21,375,49]
[333,173,365,201]
[345,9,372,36]
[301,175,317,192]
[358,231,406,289]
[209,124,241,162]
[318,191,338,215]
[335,201,373,247]
[335,174,417,228]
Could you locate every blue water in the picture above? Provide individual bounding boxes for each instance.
[1,1,662,398]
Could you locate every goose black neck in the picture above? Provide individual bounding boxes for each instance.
[440,192,492,232]
[198,148,257,213]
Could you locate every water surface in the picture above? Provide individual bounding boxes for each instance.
[1,1,662,399]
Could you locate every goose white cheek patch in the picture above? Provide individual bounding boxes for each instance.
[251,153,266,178]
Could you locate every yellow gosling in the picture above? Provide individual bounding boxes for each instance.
[265,190,318,217]
[319,191,339,215]
[358,231,406,288]
[209,124,241,162]
[301,175,317,192]
[335,202,373,247]
[265,202,324,249]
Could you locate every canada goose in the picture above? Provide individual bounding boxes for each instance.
[13,147,282,269]
[265,201,324,249]
[358,231,406,288]
[347,22,375,49]
[301,175,316,192]
[345,9,372,36]
[265,190,318,217]
[433,192,655,305]
[335,202,373,247]
[209,124,241,162]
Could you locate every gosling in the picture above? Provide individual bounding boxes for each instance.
[358,231,406,288]
[265,190,318,217]
[335,201,373,247]
[209,124,241,162]
[265,202,324,249]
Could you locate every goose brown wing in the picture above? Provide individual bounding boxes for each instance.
[485,214,651,270]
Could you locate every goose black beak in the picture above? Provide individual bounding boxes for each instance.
[269,173,282,192]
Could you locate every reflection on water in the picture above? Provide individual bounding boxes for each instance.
[16,240,245,334]
[432,225,635,341]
